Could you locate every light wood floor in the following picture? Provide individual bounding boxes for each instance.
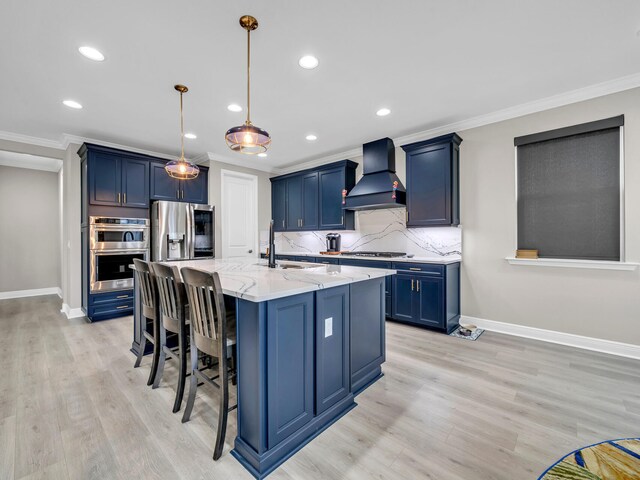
[1,295,639,480]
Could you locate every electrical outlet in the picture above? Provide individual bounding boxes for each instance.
[324,317,333,338]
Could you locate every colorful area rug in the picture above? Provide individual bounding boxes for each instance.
[539,438,640,479]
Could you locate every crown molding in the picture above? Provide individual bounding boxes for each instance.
[0,130,65,150]
[61,134,187,161]
[276,147,363,175]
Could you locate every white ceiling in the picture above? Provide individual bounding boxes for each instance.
[0,150,62,172]
[1,0,640,171]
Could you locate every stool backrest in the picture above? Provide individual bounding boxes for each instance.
[181,267,227,356]
[150,262,186,334]
[132,258,156,319]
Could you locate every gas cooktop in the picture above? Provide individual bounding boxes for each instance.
[347,251,409,258]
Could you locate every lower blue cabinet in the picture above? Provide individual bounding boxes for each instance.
[315,286,350,415]
[267,293,314,448]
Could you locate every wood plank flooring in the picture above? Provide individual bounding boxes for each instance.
[0,295,638,479]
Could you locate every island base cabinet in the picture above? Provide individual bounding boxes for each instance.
[350,278,385,394]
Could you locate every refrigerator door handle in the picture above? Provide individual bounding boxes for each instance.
[187,203,195,259]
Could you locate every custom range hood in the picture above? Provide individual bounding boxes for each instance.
[344,137,406,210]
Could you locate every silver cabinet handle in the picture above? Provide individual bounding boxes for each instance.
[411,279,414,291]
[282,219,285,228]
[123,193,127,204]
[176,189,180,199]
[117,193,121,203]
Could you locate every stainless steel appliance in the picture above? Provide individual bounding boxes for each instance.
[151,201,214,261]
[326,233,341,252]
[89,217,149,293]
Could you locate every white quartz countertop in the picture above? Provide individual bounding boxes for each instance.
[160,257,395,303]
[266,251,462,265]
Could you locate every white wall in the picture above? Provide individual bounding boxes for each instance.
[0,165,61,292]
[459,87,640,345]
[207,160,272,258]
[60,143,82,313]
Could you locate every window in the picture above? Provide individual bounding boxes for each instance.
[515,115,623,261]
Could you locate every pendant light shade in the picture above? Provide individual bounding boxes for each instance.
[225,15,271,155]
[166,84,200,180]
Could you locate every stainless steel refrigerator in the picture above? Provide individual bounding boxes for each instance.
[151,201,215,261]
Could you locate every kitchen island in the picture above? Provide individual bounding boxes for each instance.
[132,258,395,478]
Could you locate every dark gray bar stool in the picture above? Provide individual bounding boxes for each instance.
[131,259,160,386]
[150,262,190,414]
[180,267,237,460]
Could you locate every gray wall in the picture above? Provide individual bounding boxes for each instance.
[458,87,640,345]
[207,160,272,258]
[0,165,61,292]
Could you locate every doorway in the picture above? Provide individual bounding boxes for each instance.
[220,169,259,258]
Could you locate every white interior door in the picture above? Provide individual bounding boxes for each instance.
[221,169,259,258]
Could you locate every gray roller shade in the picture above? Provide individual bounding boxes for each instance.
[517,126,621,261]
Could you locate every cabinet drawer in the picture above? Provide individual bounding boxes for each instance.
[294,256,315,263]
[89,299,134,316]
[89,290,134,305]
[392,262,444,275]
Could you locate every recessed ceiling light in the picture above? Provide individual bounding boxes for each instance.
[227,104,243,112]
[78,46,105,62]
[258,153,267,157]
[305,134,318,141]
[184,133,197,139]
[63,100,83,109]
[298,55,319,69]
[376,108,391,117]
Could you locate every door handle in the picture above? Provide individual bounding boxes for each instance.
[282,219,285,228]
[181,190,184,199]
[116,305,129,309]
[248,249,253,253]
[176,189,180,199]
[409,267,422,271]
[411,279,414,291]
[117,193,121,203]
[417,281,420,292]
[116,295,129,299]
[123,193,127,204]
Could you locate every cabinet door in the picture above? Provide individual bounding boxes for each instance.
[267,293,314,447]
[286,176,303,231]
[301,172,318,230]
[181,168,208,204]
[392,274,415,322]
[406,143,451,226]
[271,179,287,231]
[121,158,149,208]
[416,276,444,329]
[89,152,121,206]
[150,162,180,201]
[318,167,344,229]
[316,286,350,414]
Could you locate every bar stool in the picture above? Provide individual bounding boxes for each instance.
[180,267,237,460]
[150,262,190,414]
[131,259,160,386]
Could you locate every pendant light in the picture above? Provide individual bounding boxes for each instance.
[225,15,271,155]
[165,84,200,179]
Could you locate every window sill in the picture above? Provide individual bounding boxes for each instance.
[505,257,639,271]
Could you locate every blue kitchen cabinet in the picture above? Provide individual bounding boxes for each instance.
[319,166,355,230]
[121,158,149,207]
[315,286,350,414]
[267,293,315,448]
[271,178,287,231]
[339,258,392,317]
[391,262,460,333]
[150,161,181,201]
[83,144,149,208]
[89,151,121,206]
[150,161,208,203]
[270,160,357,232]
[402,133,462,227]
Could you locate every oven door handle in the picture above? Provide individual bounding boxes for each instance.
[92,249,149,255]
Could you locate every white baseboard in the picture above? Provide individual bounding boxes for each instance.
[461,315,640,360]
[61,303,86,319]
[0,287,62,300]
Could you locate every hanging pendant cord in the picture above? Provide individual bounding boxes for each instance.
[246,28,251,125]
[179,91,185,160]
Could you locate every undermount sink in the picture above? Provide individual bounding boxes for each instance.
[257,262,321,270]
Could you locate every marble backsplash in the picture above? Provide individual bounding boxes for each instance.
[260,208,461,259]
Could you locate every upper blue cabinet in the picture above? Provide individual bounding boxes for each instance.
[150,161,208,204]
[81,144,149,208]
[402,133,462,227]
[271,160,356,232]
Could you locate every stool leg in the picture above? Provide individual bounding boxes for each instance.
[152,321,167,389]
[147,315,160,386]
[213,351,229,460]
[134,317,147,368]
[182,324,199,423]
[172,320,188,413]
